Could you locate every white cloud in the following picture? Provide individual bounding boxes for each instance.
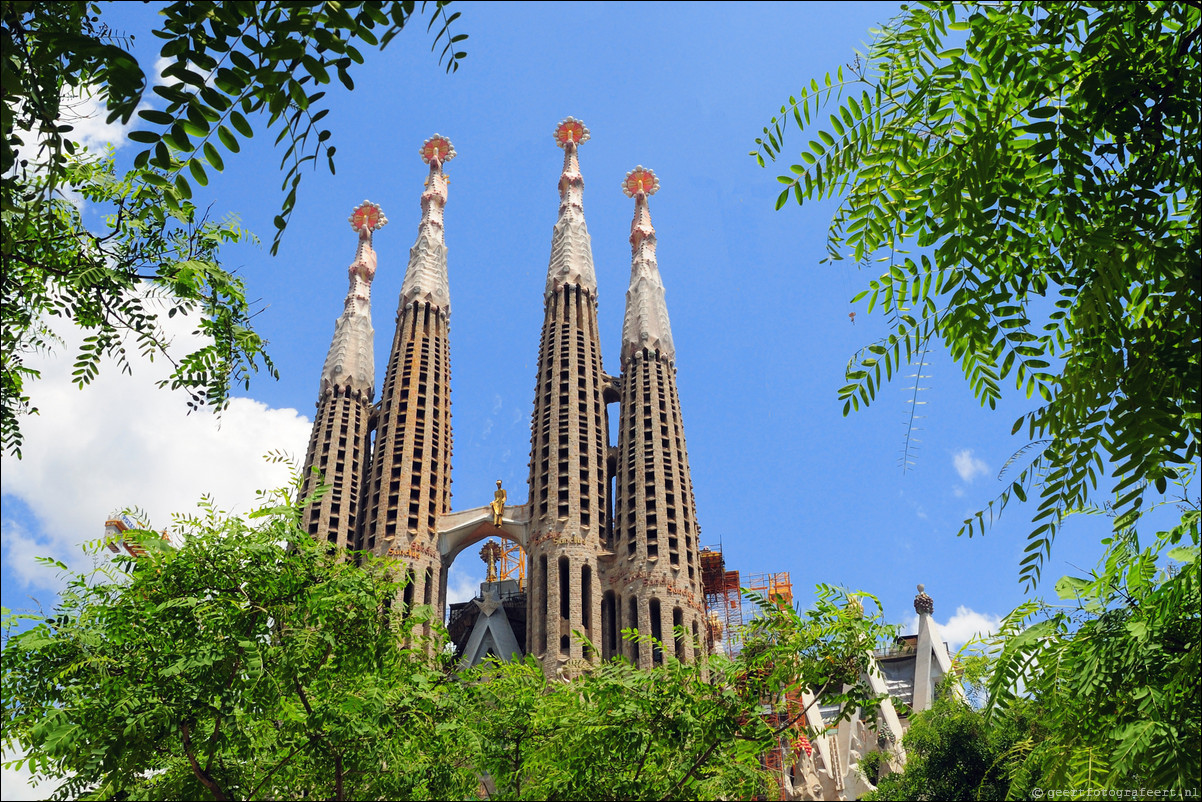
[446,564,485,606]
[59,86,140,153]
[1,758,51,801]
[952,448,989,483]
[902,605,1003,652]
[153,56,215,89]
[1,313,311,594]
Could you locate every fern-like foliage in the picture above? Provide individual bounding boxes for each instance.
[754,1,1200,590]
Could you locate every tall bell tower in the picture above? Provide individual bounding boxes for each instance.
[359,136,456,635]
[607,167,707,667]
[300,201,385,552]
[300,128,711,673]
[525,118,611,671]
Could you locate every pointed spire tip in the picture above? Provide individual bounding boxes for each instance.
[420,134,456,165]
[622,166,659,197]
[554,117,590,148]
[349,200,387,234]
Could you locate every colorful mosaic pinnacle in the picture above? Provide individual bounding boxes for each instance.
[419,134,456,165]
[545,116,597,297]
[553,116,590,148]
[348,200,387,234]
[622,165,659,197]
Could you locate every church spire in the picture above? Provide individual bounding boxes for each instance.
[545,117,597,297]
[611,165,706,668]
[300,200,386,552]
[525,117,610,672]
[317,200,386,399]
[620,166,674,368]
[360,135,457,639]
[400,134,455,313]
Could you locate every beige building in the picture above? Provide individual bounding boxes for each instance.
[300,120,707,672]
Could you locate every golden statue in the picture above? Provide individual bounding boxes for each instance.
[490,479,506,527]
[480,540,502,583]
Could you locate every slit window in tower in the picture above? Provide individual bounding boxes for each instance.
[628,596,640,664]
[650,598,663,665]
[602,590,616,661]
[673,607,685,660]
[403,569,415,611]
[424,568,433,607]
[538,555,549,654]
[581,564,592,642]
[559,556,571,655]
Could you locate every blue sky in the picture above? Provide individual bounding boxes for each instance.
[2,1,1138,651]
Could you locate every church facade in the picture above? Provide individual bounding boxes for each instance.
[299,119,707,673]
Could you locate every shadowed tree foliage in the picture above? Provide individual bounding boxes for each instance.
[865,692,1041,801]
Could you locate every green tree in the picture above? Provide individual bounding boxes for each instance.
[1,1,467,457]
[469,587,895,801]
[988,513,1200,792]
[753,0,1201,791]
[865,690,1040,801]
[2,477,898,801]
[1,476,480,801]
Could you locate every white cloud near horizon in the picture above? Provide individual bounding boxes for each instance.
[0,751,52,801]
[902,604,1003,652]
[1,313,311,595]
[952,448,989,483]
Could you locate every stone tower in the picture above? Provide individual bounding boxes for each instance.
[525,118,611,671]
[301,126,711,673]
[607,167,707,667]
[300,201,386,550]
[359,136,456,634]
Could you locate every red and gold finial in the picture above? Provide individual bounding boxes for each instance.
[554,117,590,148]
[419,134,456,165]
[622,166,659,198]
[348,200,387,234]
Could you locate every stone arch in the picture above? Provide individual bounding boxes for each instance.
[437,502,532,565]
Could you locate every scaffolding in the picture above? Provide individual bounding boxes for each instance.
[700,547,743,658]
[743,571,794,609]
[700,548,794,660]
[497,540,526,591]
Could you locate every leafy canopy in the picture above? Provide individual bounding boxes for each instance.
[1,1,467,457]
[865,690,1041,801]
[986,512,1200,793]
[2,472,897,801]
[754,1,1201,792]
[754,0,1200,590]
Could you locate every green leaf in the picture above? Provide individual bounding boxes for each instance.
[203,142,224,171]
[229,110,253,138]
[217,126,240,154]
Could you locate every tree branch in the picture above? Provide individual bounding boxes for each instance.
[180,721,231,801]
[659,735,723,801]
[247,743,303,801]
